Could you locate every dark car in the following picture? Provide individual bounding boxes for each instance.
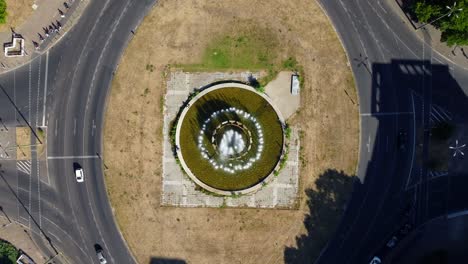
[397,129,407,150]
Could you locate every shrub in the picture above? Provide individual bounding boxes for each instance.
[0,240,19,264]
[0,1,7,24]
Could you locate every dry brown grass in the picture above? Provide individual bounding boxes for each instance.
[16,127,30,160]
[0,0,35,32]
[103,0,359,263]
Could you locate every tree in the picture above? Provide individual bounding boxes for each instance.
[412,0,468,46]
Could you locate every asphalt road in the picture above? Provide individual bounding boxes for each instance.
[0,0,156,263]
[1,0,468,263]
[316,0,468,263]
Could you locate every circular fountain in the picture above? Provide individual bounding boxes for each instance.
[175,82,284,195]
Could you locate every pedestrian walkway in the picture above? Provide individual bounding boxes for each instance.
[0,0,90,73]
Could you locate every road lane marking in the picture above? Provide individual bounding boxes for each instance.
[366,135,371,153]
[37,158,41,228]
[405,92,417,190]
[36,56,42,127]
[73,118,76,136]
[360,112,414,116]
[91,119,95,136]
[47,155,98,160]
[376,0,388,14]
[54,119,58,137]
[42,51,49,127]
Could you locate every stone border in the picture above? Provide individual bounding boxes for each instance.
[175,82,286,196]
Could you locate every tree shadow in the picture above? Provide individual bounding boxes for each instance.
[284,169,357,264]
[149,257,186,264]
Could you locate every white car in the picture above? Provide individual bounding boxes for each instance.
[75,168,84,182]
[96,249,107,264]
[370,256,382,264]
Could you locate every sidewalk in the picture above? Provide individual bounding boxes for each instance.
[0,216,44,263]
[0,0,90,74]
[388,0,468,70]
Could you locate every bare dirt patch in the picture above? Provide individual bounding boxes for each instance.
[0,0,34,32]
[103,0,359,263]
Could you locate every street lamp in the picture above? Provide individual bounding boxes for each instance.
[416,2,463,30]
[449,139,465,157]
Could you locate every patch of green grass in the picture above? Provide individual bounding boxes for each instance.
[0,0,6,24]
[179,87,283,191]
[285,124,292,140]
[181,28,278,71]
[0,240,19,264]
[175,27,305,89]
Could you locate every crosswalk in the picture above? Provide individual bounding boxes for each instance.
[17,160,32,175]
[429,104,452,125]
[428,170,449,179]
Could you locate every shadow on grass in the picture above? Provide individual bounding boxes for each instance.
[149,257,186,264]
[284,169,356,264]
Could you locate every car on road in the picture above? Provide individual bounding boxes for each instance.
[397,129,407,150]
[386,236,398,248]
[96,248,107,264]
[75,167,84,182]
[369,256,382,264]
[399,223,412,235]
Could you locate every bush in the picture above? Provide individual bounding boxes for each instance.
[0,240,19,264]
[0,0,7,24]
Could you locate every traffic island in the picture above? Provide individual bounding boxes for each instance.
[162,71,300,208]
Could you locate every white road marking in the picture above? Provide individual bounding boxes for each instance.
[377,0,388,14]
[42,51,49,127]
[367,135,371,153]
[47,155,98,160]
[405,92,417,190]
[36,56,42,127]
[37,157,41,227]
[91,119,95,136]
[54,119,58,137]
[73,118,76,136]
[360,112,414,116]
[17,160,32,175]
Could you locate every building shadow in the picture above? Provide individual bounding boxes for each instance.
[149,257,186,264]
[284,169,356,264]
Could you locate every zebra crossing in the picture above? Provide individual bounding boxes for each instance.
[17,160,32,175]
[428,170,449,179]
[429,104,452,125]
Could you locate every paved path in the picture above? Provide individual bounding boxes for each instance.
[0,0,90,73]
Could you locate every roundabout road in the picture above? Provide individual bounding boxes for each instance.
[1,0,467,263]
[316,0,468,263]
[0,0,156,263]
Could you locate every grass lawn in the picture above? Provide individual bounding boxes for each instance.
[179,87,283,191]
[177,26,302,86]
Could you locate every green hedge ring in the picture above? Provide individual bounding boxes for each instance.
[175,82,285,195]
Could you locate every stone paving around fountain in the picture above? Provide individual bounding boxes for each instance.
[162,71,300,208]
